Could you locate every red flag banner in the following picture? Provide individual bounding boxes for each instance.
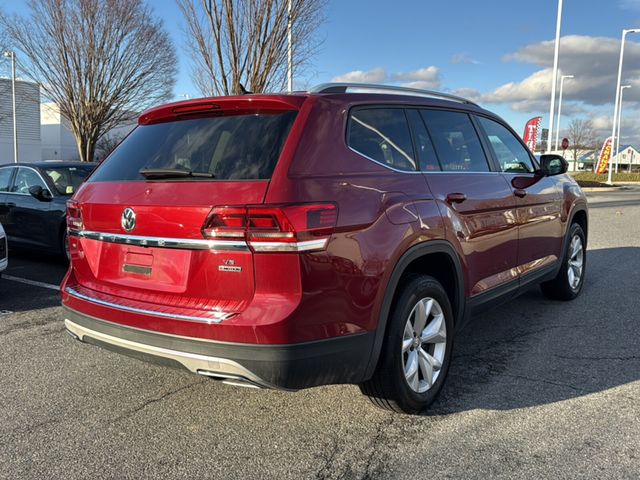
[522,117,542,153]
[596,137,613,174]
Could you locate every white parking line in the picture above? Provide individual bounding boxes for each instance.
[1,274,60,291]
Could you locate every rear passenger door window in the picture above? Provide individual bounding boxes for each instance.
[348,108,417,171]
[476,116,535,173]
[420,110,490,172]
[406,110,441,171]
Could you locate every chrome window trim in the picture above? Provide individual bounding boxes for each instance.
[69,230,250,251]
[348,146,502,176]
[65,286,234,324]
[348,146,423,175]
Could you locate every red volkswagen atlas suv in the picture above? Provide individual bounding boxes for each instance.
[62,83,588,414]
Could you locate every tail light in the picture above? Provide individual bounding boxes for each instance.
[66,200,84,232]
[202,204,337,252]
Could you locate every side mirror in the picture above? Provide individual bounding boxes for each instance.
[539,154,568,176]
[28,185,53,202]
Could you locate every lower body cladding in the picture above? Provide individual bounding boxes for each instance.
[63,306,374,391]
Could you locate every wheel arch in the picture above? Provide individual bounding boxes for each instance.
[363,240,465,379]
[570,205,588,243]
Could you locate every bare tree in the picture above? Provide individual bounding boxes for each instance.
[95,132,126,163]
[564,119,596,171]
[177,0,325,96]
[1,0,177,162]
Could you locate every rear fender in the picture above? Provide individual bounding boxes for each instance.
[363,240,465,379]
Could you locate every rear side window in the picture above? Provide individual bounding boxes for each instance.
[420,110,490,172]
[348,108,417,171]
[476,116,535,173]
[91,111,297,182]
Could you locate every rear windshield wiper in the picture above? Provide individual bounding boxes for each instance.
[139,168,215,179]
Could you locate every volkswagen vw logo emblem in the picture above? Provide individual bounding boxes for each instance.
[121,208,136,232]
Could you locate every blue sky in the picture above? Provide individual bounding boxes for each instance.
[5,0,640,144]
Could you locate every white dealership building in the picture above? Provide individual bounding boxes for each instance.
[0,78,41,163]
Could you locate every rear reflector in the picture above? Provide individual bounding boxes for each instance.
[202,204,337,252]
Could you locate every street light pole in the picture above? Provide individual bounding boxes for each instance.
[3,51,17,163]
[555,74,574,151]
[547,0,564,153]
[608,28,640,184]
[615,85,631,173]
[287,0,293,92]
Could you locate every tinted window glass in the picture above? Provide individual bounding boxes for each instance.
[44,165,95,195]
[420,110,490,172]
[12,168,46,194]
[407,109,440,171]
[91,112,297,182]
[348,108,417,171]
[0,167,13,192]
[477,116,535,173]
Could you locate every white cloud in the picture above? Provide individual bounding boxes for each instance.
[331,68,387,84]
[450,53,480,65]
[619,0,640,10]
[488,35,640,107]
[332,66,441,89]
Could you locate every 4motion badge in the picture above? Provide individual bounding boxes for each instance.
[218,259,242,273]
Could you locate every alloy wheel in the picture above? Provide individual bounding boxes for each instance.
[567,234,584,290]
[402,297,447,394]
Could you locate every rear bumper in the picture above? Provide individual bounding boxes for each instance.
[63,306,374,390]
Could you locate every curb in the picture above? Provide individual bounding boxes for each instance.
[581,187,620,192]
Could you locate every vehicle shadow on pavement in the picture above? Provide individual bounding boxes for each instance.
[430,246,639,414]
[0,251,67,313]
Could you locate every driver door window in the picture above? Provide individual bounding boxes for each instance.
[476,117,535,173]
[12,168,47,194]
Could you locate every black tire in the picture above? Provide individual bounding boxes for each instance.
[61,228,70,262]
[360,275,454,414]
[540,223,586,301]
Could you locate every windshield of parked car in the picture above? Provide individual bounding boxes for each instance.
[43,165,95,195]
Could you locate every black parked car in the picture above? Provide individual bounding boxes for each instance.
[0,162,95,260]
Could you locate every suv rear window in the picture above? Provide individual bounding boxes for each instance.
[91,111,297,182]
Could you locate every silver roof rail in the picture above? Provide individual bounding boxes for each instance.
[309,83,478,106]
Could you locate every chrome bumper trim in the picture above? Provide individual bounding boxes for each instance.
[65,287,234,324]
[64,318,271,388]
[69,230,249,252]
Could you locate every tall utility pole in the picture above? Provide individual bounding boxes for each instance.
[3,51,18,163]
[547,0,564,153]
[287,0,293,92]
[608,28,640,184]
[555,74,574,151]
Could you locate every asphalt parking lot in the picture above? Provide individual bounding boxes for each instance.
[1,188,639,480]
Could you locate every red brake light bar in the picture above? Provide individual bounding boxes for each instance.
[202,204,337,252]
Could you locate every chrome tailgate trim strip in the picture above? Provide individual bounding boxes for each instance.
[65,286,234,324]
